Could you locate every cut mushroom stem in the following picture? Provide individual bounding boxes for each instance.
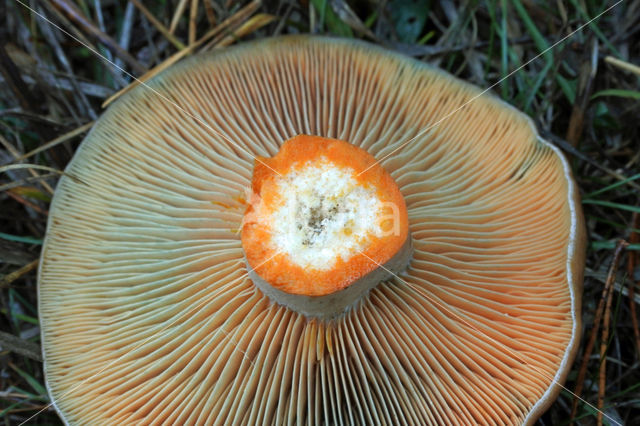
[241,135,412,318]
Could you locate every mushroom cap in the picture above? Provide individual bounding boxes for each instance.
[39,36,586,425]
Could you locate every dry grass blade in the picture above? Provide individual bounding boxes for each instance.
[101,0,261,107]
[0,259,39,289]
[0,172,59,193]
[0,43,40,112]
[329,0,376,40]
[545,133,640,191]
[0,165,86,189]
[1,164,66,175]
[200,13,276,51]
[129,0,186,50]
[190,0,199,45]
[598,245,622,426]
[47,0,147,74]
[571,239,628,424]
[35,3,97,119]
[14,121,94,162]
[629,213,640,355]
[170,0,191,34]
[0,331,42,362]
[37,0,96,53]
[0,134,54,194]
[566,40,598,147]
[203,0,217,26]
[605,55,640,77]
[6,191,49,216]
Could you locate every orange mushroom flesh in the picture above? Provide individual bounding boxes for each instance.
[241,134,411,317]
[39,36,585,425]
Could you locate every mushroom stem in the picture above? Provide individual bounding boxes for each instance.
[247,235,412,319]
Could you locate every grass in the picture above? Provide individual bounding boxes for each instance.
[1,0,639,424]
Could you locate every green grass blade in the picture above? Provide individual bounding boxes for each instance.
[0,232,43,245]
[9,364,48,395]
[582,199,640,214]
[568,0,622,57]
[500,0,509,99]
[584,173,640,198]
[511,0,552,63]
[591,89,640,100]
[591,241,640,251]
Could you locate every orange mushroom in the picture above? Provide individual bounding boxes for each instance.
[39,36,585,425]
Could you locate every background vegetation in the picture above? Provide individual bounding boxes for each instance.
[1,0,638,424]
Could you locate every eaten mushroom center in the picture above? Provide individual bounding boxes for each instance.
[241,135,411,318]
[269,161,384,270]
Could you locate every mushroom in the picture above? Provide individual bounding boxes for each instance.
[39,36,585,425]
